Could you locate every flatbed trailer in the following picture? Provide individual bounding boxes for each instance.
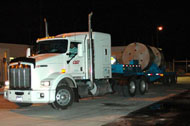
[111,60,177,97]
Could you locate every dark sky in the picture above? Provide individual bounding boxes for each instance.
[0,0,188,60]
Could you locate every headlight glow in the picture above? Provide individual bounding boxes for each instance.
[41,81,50,87]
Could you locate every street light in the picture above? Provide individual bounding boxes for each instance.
[157,26,163,31]
[156,26,163,47]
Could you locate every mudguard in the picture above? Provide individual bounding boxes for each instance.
[41,72,77,90]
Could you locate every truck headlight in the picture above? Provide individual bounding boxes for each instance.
[4,80,9,90]
[41,81,51,87]
[5,80,9,86]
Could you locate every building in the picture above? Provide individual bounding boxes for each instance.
[0,43,30,83]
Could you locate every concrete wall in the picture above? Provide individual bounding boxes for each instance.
[0,43,30,82]
[0,43,30,58]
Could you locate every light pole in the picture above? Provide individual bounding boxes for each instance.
[156,26,163,47]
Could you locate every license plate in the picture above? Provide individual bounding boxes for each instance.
[16,96,23,102]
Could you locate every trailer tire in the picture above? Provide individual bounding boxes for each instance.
[138,78,147,95]
[162,76,168,85]
[145,81,149,93]
[128,78,137,97]
[164,76,173,86]
[110,79,117,94]
[51,85,74,110]
[122,85,129,97]
[168,76,172,85]
[172,75,177,84]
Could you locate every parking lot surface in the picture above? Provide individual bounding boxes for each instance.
[0,76,190,126]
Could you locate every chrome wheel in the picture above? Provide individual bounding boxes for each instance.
[56,89,71,106]
[128,79,136,97]
[129,81,136,94]
[51,85,74,110]
[139,79,146,95]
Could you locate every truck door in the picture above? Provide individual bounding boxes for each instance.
[67,42,85,78]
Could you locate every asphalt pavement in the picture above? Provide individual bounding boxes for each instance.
[0,76,190,126]
[103,89,190,126]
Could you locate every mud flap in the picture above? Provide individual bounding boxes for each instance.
[78,84,90,98]
[90,80,112,96]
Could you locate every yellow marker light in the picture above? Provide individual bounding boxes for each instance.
[37,36,55,41]
[15,65,19,69]
[160,74,164,77]
[19,64,23,68]
[61,69,66,73]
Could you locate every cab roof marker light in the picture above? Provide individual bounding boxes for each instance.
[37,36,55,41]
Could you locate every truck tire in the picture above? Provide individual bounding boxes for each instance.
[171,75,177,84]
[145,81,149,93]
[122,85,128,97]
[138,78,147,95]
[51,85,74,110]
[162,76,168,85]
[168,76,172,85]
[127,78,137,97]
[164,76,172,86]
[110,79,117,94]
[16,103,32,107]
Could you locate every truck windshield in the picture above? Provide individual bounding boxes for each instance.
[36,39,68,54]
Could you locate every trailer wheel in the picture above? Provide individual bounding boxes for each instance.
[128,78,137,97]
[168,76,172,85]
[172,75,177,84]
[138,78,147,95]
[145,81,149,93]
[122,85,128,97]
[110,79,117,94]
[165,76,173,86]
[51,85,74,110]
[162,76,167,85]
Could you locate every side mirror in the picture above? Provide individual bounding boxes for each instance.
[26,48,31,57]
[66,52,71,56]
[78,44,83,57]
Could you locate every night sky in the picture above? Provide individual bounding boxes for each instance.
[0,0,188,60]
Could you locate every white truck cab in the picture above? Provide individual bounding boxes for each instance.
[4,32,112,109]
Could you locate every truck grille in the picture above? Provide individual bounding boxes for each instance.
[9,64,31,90]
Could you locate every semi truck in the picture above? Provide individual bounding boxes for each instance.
[4,32,113,109]
[3,13,176,109]
[3,32,177,109]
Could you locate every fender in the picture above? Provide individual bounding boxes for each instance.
[41,72,77,90]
